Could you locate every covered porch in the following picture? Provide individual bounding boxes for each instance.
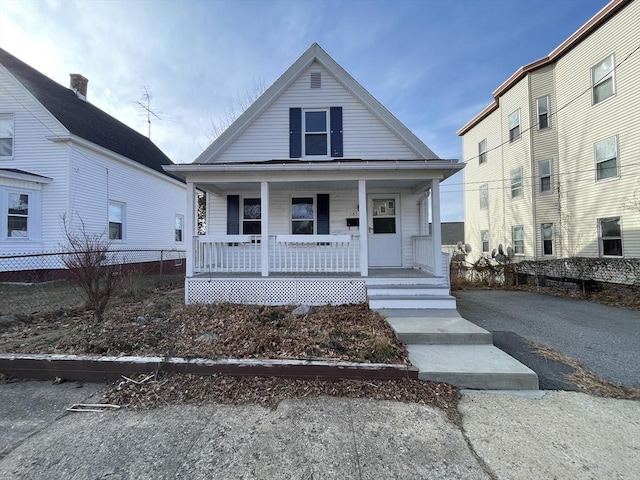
[165,160,462,306]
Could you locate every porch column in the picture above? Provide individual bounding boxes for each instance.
[418,190,430,236]
[260,181,269,277]
[431,179,442,277]
[185,181,196,277]
[358,179,368,277]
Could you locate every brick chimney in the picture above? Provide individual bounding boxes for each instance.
[69,74,88,101]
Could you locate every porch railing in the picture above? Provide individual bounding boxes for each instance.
[412,235,435,274]
[193,234,360,274]
[270,235,359,273]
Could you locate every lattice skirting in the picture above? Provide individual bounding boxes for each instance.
[186,278,367,305]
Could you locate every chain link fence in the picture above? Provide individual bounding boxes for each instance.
[0,249,186,316]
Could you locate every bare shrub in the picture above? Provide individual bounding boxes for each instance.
[61,217,121,321]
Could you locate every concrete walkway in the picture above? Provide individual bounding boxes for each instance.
[1,381,639,479]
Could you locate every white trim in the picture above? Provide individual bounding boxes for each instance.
[431,180,442,276]
[261,181,269,276]
[0,169,52,184]
[358,179,368,277]
[185,182,196,276]
[302,108,330,159]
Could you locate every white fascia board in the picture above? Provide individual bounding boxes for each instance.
[0,169,53,184]
[50,135,185,189]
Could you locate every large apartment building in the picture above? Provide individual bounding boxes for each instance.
[458,0,639,262]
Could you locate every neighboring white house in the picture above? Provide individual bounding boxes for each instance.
[0,48,186,269]
[166,43,464,307]
[457,0,639,263]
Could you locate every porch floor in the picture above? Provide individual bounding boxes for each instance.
[191,268,436,279]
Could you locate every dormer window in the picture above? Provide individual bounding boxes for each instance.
[304,109,328,156]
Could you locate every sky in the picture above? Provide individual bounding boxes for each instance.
[0,0,612,221]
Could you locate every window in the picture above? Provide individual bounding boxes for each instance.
[0,115,14,157]
[512,226,524,255]
[243,198,261,234]
[304,110,328,156]
[537,96,550,129]
[510,167,523,198]
[595,136,618,181]
[175,215,184,242]
[592,55,615,104]
[541,223,554,256]
[481,230,489,253]
[479,184,488,210]
[478,139,487,164]
[7,192,29,238]
[599,217,622,257]
[291,197,314,234]
[539,159,552,193]
[508,109,520,142]
[108,202,124,241]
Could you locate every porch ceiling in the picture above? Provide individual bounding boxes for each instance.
[198,178,431,194]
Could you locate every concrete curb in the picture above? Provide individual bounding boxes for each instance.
[0,353,418,383]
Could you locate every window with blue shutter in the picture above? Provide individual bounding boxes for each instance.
[330,107,343,157]
[289,108,302,158]
[226,195,240,234]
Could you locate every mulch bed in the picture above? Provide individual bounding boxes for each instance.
[1,289,461,416]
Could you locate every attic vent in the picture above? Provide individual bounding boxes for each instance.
[310,72,321,89]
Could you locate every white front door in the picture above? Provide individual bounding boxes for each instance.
[368,195,402,267]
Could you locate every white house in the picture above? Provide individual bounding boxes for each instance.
[166,44,464,308]
[0,48,186,272]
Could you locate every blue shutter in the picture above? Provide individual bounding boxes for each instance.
[330,106,343,157]
[317,194,330,234]
[227,195,240,234]
[289,108,302,158]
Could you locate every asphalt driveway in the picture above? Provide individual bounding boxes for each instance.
[454,290,640,389]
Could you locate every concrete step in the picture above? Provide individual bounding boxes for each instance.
[366,284,450,297]
[364,277,448,287]
[386,316,493,345]
[406,344,539,390]
[368,295,457,310]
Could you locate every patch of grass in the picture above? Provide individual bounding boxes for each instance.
[532,342,640,400]
[359,334,397,363]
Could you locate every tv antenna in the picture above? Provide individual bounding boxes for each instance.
[136,86,161,139]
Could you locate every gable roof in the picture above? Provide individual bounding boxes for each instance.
[196,43,439,164]
[0,48,181,182]
[456,0,631,136]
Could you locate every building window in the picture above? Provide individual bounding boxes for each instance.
[291,197,314,234]
[508,109,520,142]
[0,114,14,158]
[304,110,328,156]
[478,139,487,164]
[108,202,124,241]
[539,159,552,193]
[243,198,261,234]
[541,223,554,256]
[481,230,489,253]
[479,184,488,210]
[595,136,618,181]
[7,192,29,238]
[510,167,523,199]
[537,96,550,129]
[512,226,524,255]
[599,217,622,257]
[175,215,184,242]
[592,55,615,104]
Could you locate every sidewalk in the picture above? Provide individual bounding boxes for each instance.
[1,381,638,479]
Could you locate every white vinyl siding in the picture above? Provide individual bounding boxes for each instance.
[214,62,417,162]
